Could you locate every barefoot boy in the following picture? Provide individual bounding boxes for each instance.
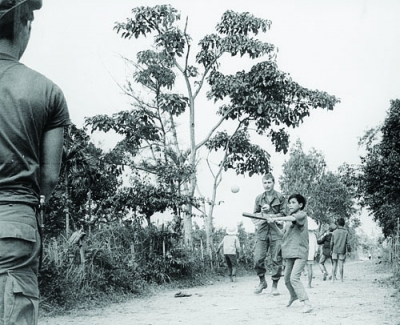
[331,217,349,282]
[265,194,312,313]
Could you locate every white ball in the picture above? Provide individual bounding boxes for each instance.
[231,185,240,193]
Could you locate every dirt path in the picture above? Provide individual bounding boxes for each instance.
[39,260,399,325]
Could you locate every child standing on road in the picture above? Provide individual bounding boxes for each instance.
[217,225,241,282]
[265,194,312,313]
[306,217,318,288]
[331,217,349,282]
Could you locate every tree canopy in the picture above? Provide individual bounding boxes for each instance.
[358,99,400,237]
[85,5,340,245]
[280,140,357,227]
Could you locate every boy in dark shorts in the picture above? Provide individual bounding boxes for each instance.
[331,217,349,282]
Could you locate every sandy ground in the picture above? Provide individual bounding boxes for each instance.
[39,260,400,325]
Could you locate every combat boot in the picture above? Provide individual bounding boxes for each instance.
[254,276,268,294]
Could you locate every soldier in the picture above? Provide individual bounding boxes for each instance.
[252,173,286,295]
[0,1,70,323]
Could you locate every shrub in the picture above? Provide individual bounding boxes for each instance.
[39,222,226,312]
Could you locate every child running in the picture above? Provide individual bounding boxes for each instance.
[264,194,312,313]
[317,223,337,280]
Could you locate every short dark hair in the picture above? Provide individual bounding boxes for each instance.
[337,217,345,227]
[0,7,33,41]
[288,194,306,210]
[0,20,14,40]
[262,173,275,182]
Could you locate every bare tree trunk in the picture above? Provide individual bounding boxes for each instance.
[203,147,225,257]
[205,177,219,257]
[183,208,193,246]
[203,122,241,256]
[182,179,196,246]
[146,215,151,226]
[65,177,70,238]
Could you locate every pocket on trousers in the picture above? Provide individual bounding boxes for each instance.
[4,272,39,325]
[0,222,36,261]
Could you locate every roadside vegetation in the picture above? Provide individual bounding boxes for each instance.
[38,5,399,315]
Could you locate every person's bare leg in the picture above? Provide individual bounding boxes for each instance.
[339,260,344,281]
[287,296,298,307]
[319,262,325,273]
[319,255,328,280]
[285,259,298,307]
[307,264,313,288]
[302,299,313,313]
[332,259,338,282]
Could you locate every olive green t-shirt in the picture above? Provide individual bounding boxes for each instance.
[281,211,309,259]
[0,52,70,206]
[253,190,286,240]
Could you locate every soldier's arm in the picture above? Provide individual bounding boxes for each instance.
[39,127,64,203]
[252,196,267,227]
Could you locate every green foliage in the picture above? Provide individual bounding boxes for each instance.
[315,171,357,222]
[280,140,326,197]
[358,99,400,237]
[40,222,257,312]
[84,5,340,247]
[159,93,188,116]
[213,222,255,270]
[216,11,271,36]
[45,125,122,237]
[197,11,273,67]
[87,110,161,150]
[206,129,270,176]
[38,225,178,310]
[114,5,182,41]
[108,3,340,170]
[280,140,358,226]
[207,61,339,150]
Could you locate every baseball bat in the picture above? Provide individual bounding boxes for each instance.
[242,212,267,220]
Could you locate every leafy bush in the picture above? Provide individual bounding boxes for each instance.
[39,222,233,312]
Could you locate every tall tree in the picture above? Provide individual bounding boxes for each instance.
[358,99,400,237]
[280,140,356,227]
[86,6,339,247]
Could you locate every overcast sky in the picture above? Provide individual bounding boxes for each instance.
[21,0,400,235]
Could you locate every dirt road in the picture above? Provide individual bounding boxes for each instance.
[39,260,399,325]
